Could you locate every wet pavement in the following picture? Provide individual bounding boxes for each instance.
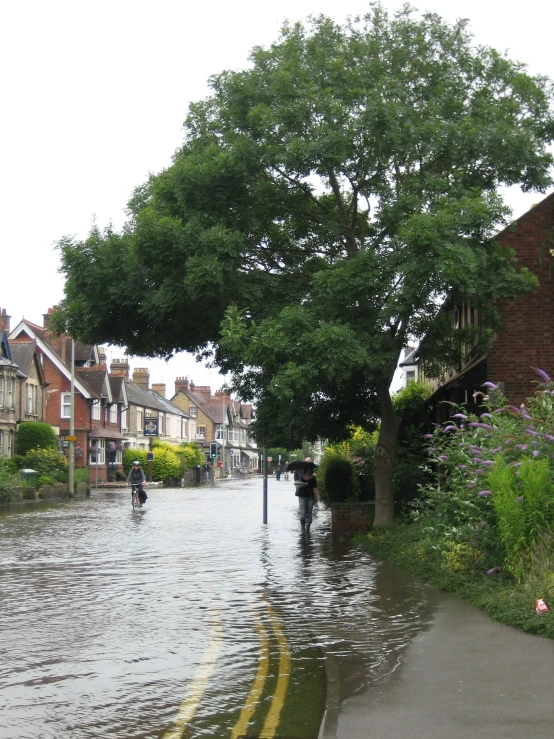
[0,476,443,738]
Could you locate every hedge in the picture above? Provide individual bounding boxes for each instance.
[16,422,57,456]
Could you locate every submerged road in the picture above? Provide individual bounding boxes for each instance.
[1,477,551,738]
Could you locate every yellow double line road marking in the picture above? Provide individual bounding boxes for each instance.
[162,608,223,739]
[163,595,290,739]
[231,594,291,739]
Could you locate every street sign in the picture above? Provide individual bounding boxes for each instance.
[144,418,159,436]
[267,457,273,462]
[66,435,77,442]
[146,452,154,462]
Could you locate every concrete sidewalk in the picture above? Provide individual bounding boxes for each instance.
[335,595,554,739]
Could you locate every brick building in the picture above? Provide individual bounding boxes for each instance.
[9,310,127,480]
[419,193,554,420]
[171,378,258,471]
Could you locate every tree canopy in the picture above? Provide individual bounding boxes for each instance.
[54,5,554,523]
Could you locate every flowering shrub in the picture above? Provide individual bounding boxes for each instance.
[23,448,68,482]
[417,369,554,581]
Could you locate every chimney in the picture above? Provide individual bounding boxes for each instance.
[192,385,212,399]
[42,306,56,330]
[174,377,189,394]
[0,308,11,333]
[132,368,150,390]
[151,383,166,397]
[98,346,107,365]
[110,358,130,381]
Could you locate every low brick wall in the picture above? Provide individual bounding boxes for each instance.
[330,502,373,537]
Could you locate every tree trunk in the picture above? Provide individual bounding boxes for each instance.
[373,380,401,527]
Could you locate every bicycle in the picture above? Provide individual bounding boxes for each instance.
[130,483,147,510]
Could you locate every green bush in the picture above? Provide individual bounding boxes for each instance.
[37,475,54,487]
[0,459,19,503]
[16,422,57,456]
[177,442,205,470]
[3,455,25,473]
[74,467,90,484]
[123,447,180,481]
[322,452,359,504]
[23,448,68,481]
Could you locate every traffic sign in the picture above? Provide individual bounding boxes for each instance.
[146,452,154,462]
[66,435,77,442]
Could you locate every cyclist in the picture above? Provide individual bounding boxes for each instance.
[127,460,147,506]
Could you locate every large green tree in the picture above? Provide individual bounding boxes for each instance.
[54,5,554,525]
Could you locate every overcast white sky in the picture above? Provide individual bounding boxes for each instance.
[2,0,553,395]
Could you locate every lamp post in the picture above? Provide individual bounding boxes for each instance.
[263,444,268,524]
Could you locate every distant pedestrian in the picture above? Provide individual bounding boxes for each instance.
[284,462,289,481]
[203,462,210,482]
[275,465,281,481]
[294,458,320,532]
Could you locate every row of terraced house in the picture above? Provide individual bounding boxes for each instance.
[0,307,259,481]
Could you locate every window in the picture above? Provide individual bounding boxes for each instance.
[7,378,14,407]
[0,429,3,454]
[7,431,13,457]
[137,408,144,432]
[89,439,105,465]
[145,409,151,418]
[121,409,128,431]
[115,447,122,464]
[92,399,101,420]
[0,376,4,406]
[189,406,197,417]
[27,384,34,414]
[110,405,117,424]
[406,370,416,384]
[215,424,224,440]
[197,425,206,439]
[61,392,71,418]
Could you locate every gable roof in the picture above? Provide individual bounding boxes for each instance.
[76,369,112,401]
[126,382,189,417]
[9,320,93,398]
[8,340,43,380]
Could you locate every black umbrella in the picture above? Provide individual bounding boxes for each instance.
[286,460,317,472]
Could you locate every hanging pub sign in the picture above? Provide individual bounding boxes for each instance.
[144,418,159,436]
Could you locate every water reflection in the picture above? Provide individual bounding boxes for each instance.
[0,480,440,738]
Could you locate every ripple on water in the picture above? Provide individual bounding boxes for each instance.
[0,482,440,738]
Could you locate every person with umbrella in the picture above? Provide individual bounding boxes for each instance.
[287,457,320,532]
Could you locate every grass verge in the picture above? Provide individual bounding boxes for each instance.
[356,520,554,639]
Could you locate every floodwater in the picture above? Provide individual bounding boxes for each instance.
[0,478,442,738]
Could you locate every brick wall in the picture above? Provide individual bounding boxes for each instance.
[488,195,554,404]
[330,503,373,537]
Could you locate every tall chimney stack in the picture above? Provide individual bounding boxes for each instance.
[0,308,11,333]
[110,358,130,381]
[174,377,189,395]
[151,383,166,397]
[132,368,150,390]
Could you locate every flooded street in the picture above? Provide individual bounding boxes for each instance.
[0,477,442,738]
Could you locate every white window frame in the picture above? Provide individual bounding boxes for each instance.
[215,424,224,440]
[27,384,34,414]
[121,408,128,431]
[109,404,117,424]
[0,377,3,406]
[89,439,105,465]
[7,431,13,457]
[115,448,122,464]
[7,378,14,407]
[61,392,71,418]
[92,399,101,420]
[137,408,144,432]
[189,406,197,417]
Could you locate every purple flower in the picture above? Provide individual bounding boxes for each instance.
[491,447,502,454]
[423,434,433,439]
[479,460,494,466]
[452,413,468,420]
[469,422,493,430]
[469,446,481,454]
[458,464,467,470]
[487,567,500,575]
[516,496,523,502]
[438,455,449,461]
[480,413,492,418]
[466,484,475,489]
[443,425,457,432]
[508,405,521,414]
[533,450,540,458]
[544,435,554,443]
[478,490,492,497]
[525,429,540,436]
[482,382,499,390]
[533,367,551,383]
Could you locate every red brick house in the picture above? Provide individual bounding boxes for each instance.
[9,309,128,481]
[419,192,554,420]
